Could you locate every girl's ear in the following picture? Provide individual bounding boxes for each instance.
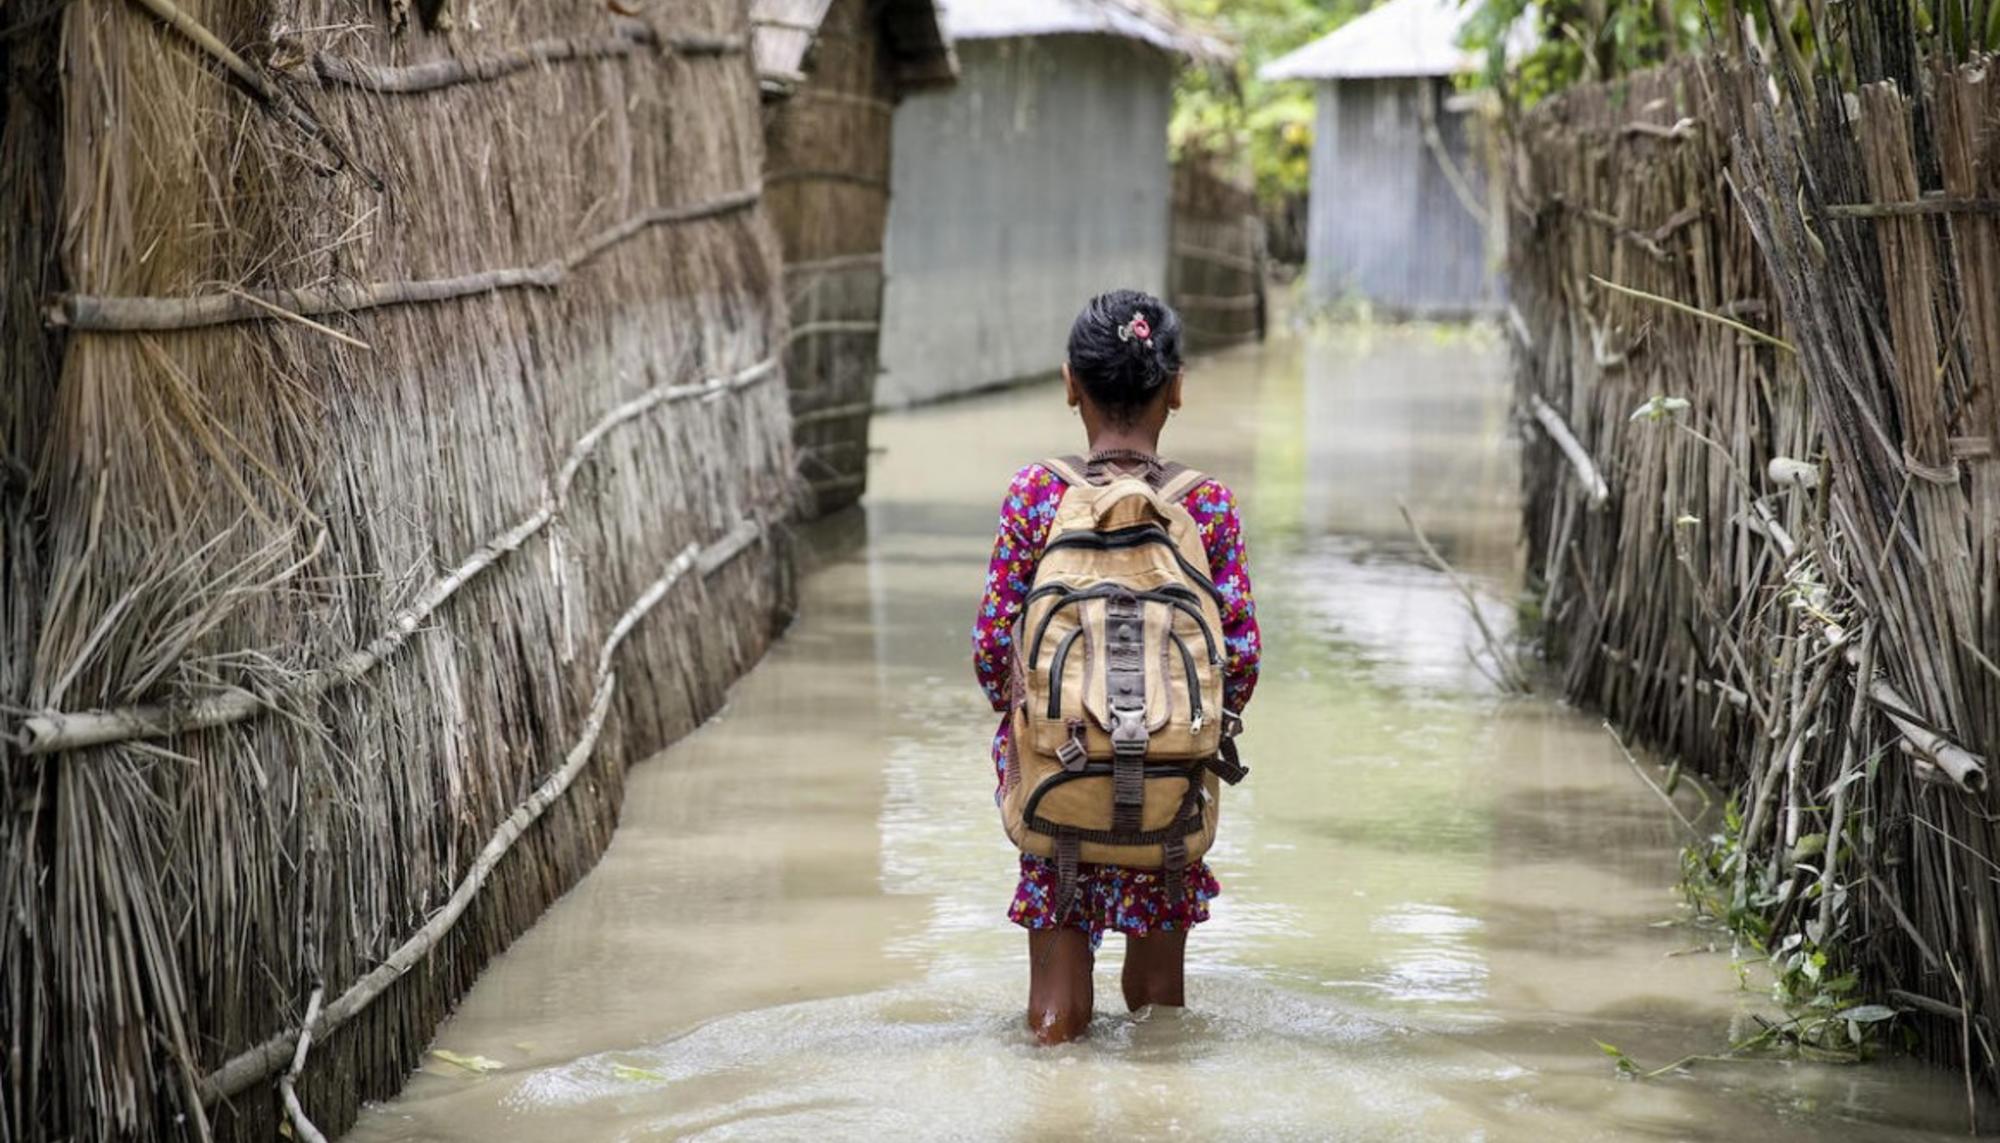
[1062,362,1081,408]
[1166,371,1185,412]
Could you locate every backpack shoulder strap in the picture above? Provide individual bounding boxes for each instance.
[1156,464,1210,504]
[1041,455,1093,487]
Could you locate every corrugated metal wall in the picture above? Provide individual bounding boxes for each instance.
[878,35,1174,405]
[1307,77,1495,316]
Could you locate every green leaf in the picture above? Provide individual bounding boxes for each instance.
[1629,395,1692,422]
[1790,832,1827,859]
[1835,1004,1897,1023]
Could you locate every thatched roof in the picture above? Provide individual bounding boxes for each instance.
[1260,0,1527,81]
[752,0,957,94]
[939,0,1231,61]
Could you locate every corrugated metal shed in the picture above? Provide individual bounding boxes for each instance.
[752,0,958,94]
[939,0,1229,60]
[1260,0,1520,81]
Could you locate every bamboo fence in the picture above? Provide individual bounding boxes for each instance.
[0,0,797,1138]
[763,0,896,515]
[1168,159,1268,353]
[1511,50,2000,1097]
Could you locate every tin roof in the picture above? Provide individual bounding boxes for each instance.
[1259,0,1519,81]
[751,0,958,94]
[937,0,1230,61]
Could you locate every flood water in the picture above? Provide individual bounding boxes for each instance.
[351,328,1975,1141]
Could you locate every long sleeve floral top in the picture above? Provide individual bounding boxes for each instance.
[972,462,1261,793]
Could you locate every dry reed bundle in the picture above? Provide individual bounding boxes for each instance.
[1511,45,2000,1101]
[1167,159,1266,352]
[0,0,797,1138]
[763,0,897,515]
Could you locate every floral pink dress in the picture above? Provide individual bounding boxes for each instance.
[973,462,1261,942]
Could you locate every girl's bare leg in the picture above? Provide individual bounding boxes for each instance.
[1122,930,1187,1010]
[1027,929,1094,1043]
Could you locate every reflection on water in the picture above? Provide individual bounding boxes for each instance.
[350,328,1976,1142]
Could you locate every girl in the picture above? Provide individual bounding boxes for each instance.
[972,289,1261,1044]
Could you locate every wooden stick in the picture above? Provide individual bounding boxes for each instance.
[1172,293,1261,311]
[790,401,871,427]
[15,358,778,754]
[1398,502,1532,692]
[48,188,760,333]
[1171,243,1260,273]
[1526,393,1611,506]
[277,987,327,1143]
[1826,197,2000,219]
[312,20,744,94]
[124,0,379,188]
[219,287,372,350]
[200,539,706,1103]
[787,319,879,341]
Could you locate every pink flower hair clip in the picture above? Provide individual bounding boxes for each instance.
[1117,312,1153,348]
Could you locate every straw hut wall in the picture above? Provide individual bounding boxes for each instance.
[1511,53,2000,1096]
[1,0,795,1138]
[1167,160,1266,353]
[760,0,954,515]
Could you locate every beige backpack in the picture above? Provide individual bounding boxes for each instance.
[1000,454,1247,914]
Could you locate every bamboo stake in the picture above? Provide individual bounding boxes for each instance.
[277,987,327,1143]
[15,357,778,754]
[47,188,761,333]
[1527,392,1611,506]
[200,538,706,1103]
[1853,648,1989,792]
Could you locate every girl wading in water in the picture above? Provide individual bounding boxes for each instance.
[973,289,1261,1044]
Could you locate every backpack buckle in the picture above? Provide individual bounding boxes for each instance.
[1057,719,1089,771]
[1109,704,1148,759]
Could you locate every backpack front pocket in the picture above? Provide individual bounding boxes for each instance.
[1026,587,1221,761]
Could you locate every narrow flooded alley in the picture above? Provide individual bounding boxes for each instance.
[351,330,1971,1141]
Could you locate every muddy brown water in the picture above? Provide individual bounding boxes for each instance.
[350,329,1976,1141]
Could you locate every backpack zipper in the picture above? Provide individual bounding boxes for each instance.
[1022,761,1195,825]
[1027,585,1220,665]
[1041,525,1223,604]
[1170,632,1204,727]
[1046,627,1085,718]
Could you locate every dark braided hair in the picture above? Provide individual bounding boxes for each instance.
[1066,289,1183,425]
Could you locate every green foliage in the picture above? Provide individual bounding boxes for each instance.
[1678,792,1900,1058]
[1460,0,1721,104]
[1161,1,1377,203]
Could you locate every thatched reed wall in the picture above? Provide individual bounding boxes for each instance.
[1,0,795,1138]
[764,0,895,515]
[1168,159,1266,353]
[1511,54,2000,1096]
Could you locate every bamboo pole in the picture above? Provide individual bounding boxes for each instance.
[312,19,744,94]
[200,536,711,1103]
[47,188,761,333]
[15,357,779,754]
[277,987,328,1143]
[1526,393,1611,506]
